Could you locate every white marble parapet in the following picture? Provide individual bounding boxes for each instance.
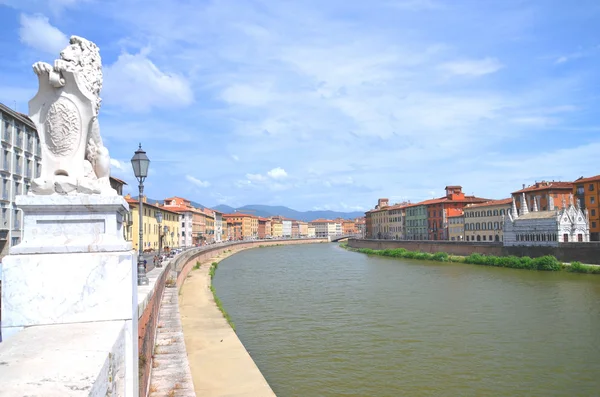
[10,194,130,255]
[0,321,127,397]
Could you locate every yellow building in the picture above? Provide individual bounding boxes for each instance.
[447,213,464,241]
[203,208,215,243]
[125,195,180,251]
[223,213,258,240]
[271,220,283,238]
[307,226,316,238]
[463,198,511,243]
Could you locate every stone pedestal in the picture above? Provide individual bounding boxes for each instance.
[0,195,138,396]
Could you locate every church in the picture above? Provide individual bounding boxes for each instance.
[503,193,590,246]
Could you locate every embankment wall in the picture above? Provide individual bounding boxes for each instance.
[348,239,600,264]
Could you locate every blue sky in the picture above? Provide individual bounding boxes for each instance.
[0,0,599,211]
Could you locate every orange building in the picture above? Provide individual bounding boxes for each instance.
[573,175,600,241]
[425,186,490,240]
[258,217,269,239]
[342,220,357,234]
[223,213,258,240]
[511,181,573,213]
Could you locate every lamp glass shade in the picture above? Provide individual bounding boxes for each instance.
[155,210,163,223]
[131,144,150,179]
[163,225,168,233]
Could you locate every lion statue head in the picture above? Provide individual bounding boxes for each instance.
[59,35,103,114]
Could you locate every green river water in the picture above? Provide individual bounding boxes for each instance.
[212,243,600,397]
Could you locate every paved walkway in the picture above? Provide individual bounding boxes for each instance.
[149,282,196,397]
[179,251,277,397]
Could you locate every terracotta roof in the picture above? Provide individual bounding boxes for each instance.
[445,208,463,217]
[109,176,128,185]
[514,211,557,220]
[575,174,600,184]
[126,197,180,215]
[465,198,512,209]
[512,181,573,194]
[309,218,335,223]
[447,213,463,218]
[223,213,256,218]
[445,185,462,189]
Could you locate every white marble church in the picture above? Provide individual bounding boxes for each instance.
[503,193,590,246]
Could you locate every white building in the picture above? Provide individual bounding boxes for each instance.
[0,103,43,258]
[308,226,316,238]
[504,193,590,246]
[282,219,292,237]
[309,219,337,238]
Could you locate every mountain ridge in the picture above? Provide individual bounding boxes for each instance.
[135,198,364,222]
[212,204,364,222]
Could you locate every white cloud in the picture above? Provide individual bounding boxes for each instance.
[185,174,210,188]
[231,154,239,161]
[19,13,68,55]
[246,173,267,182]
[110,158,124,170]
[439,57,504,76]
[103,50,194,112]
[267,167,288,179]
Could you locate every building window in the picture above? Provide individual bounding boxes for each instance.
[590,184,595,192]
[592,209,596,217]
[593,222,597,228]
[591,196,596,204]
[577,186,585,195]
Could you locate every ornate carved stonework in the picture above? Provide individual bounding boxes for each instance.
[28,36,115,195]
[44,98,80,158]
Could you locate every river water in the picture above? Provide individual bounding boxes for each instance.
[212,243,600,397]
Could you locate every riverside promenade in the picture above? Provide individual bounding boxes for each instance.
[147,238,327,397]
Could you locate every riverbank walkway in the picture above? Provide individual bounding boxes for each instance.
[179,249,277,397]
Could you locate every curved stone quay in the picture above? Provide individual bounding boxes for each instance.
[148,239,326,397]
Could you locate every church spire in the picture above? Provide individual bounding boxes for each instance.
[532,196,538,212]
[512,196,519,219]
[549,194,555,211]
[569,193,574,207]
[521,193,529,215]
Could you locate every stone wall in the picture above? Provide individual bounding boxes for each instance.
[348,239,600,264]
[137,261,171,397]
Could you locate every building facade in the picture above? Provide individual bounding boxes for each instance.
[214,211,223,243]
[309,219,337,238]
[223,213,258,240]
[463,198,511,243]
[0,103,42,258]
[573,175,600,241]
[125,195,180,251]
[258,217,268,239]
[511,181,573,213]
[271,220,283,238]
[387,205,405,240]
[282,219,292,238]
[447,214,464,241]
[307,226,316,238]
[404,204,427,240]
[425,186,490,240]
[504,194,590,246]
[297,221,308,237]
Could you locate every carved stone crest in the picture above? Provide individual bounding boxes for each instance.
[44,98,81,158]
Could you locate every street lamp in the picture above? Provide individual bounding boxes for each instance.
[131,143,150,286]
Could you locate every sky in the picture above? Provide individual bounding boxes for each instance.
[0,0,599,212]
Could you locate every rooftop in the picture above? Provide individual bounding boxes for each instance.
[514,211,557,220]
[465,198,512,209]
[575,174,600,184]
[512,181,573,194]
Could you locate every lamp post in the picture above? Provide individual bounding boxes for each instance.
[131,143,150,286]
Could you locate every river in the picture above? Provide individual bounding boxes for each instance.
[212,243,600,396]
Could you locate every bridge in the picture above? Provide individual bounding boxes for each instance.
[330,234,362,242]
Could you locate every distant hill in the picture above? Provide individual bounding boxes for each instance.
[212,204,364,222]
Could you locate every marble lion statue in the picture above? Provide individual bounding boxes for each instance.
[30,35,114,195]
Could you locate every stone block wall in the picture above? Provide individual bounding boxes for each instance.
[137,262,171,397]
[348,239,600,264]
